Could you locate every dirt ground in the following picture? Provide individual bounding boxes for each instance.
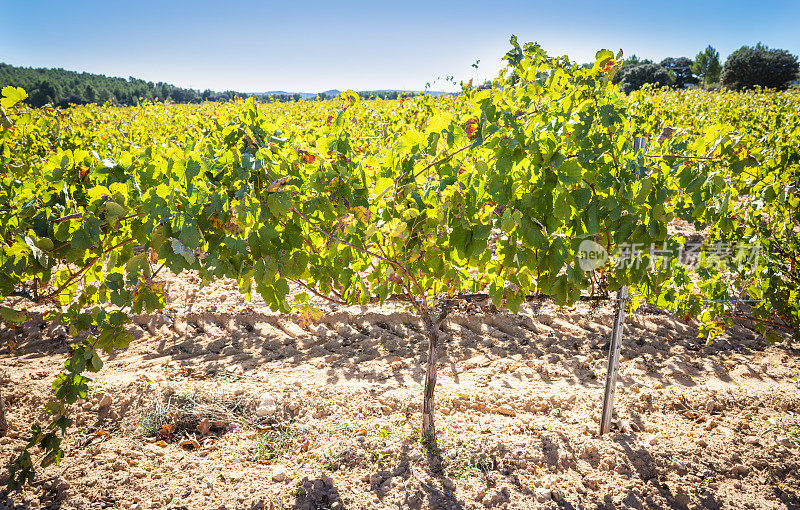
[0,267,798,509]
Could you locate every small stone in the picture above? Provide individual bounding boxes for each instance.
[442,478,455,491]
[745,436,759,445]
[730,464,750,477]
[617,419,633,434]
[535,488,552,502]
[130,505,141,510]
[256,394,278,417]
[496,405,516,417]
[670,460,688,473]
[705,419,717,430]
[113,460,127,472]
[706,401,716,413]
[98,394,113,409]
[369,472,384,486]
[674,492,690,507]
[271,465,287,482]
[379,476,397,493]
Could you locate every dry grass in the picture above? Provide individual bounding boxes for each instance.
[137,390,258,438]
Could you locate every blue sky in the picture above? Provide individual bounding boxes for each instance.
[1,0,798,92]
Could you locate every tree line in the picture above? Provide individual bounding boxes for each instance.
[612,44,799,94]
[0,63,424,108]
[0,63,256,107]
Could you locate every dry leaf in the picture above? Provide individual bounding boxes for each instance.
[355,429,368,437]
[179,438,201,449]
[600,58,617,73]
[160,422,176,437]
[155,440,168,447]
[657,126,678,142]
[465,118,479,140]
[197,418,212,436]
[6,336,17,355]
[244,133,258,149]
[298,150,316,164]
[266,175,292,192]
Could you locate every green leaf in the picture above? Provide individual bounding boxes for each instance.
[88,350,103,372]
[398,130,426,154]
[0,306,29,325]
[266,193,291,217]
[24,236,48,266]
[104,201,125,220]
[125,252,151,279]
[557,160,582,185]
[373,177,394,199]
[70,228,93,251]
[593,49,614,71]
[150,224,167,251]
[425,113,453,135]
[1,86,28,109]
[97,326,133,352]
[170,238,195,264]
[553,193,571,221]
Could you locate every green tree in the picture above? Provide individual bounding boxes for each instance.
[84,84,96,103]
[29,80,58,107]
[614,63,670,93]
[722,44,799,90]
[660,57,697,88]
[692,45,722,88]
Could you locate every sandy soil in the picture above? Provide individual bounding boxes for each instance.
[0,267,798,510]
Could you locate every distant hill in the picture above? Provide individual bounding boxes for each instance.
[0,62,243,107]
[0,62,449,107]
[257,88,450,100]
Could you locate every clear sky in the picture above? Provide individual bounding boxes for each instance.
[1,0,798,93]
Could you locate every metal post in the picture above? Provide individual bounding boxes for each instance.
[599,136,646,435]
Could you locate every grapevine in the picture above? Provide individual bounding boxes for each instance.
[0,37,797,487]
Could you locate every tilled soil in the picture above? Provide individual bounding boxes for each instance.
[0,270,798,510]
